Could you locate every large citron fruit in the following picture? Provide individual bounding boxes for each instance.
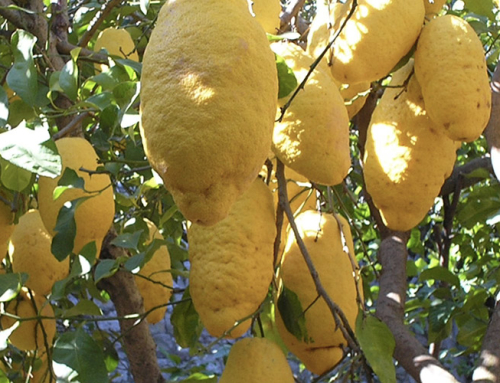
[276,210,362,375]
[0,197,14,261]
[1,288,56,351]
[9,210,70,295]
[140,0,278,226]
[38,137,115,257]
[309,0,424,84]
[364,60,457,231]
[272,42,350,186]
[249,0,281,34]
[414,14,491,142]
[219,337,295,383]
[134,218,173,324]
[188,178,276,338]
[94,27,139,69]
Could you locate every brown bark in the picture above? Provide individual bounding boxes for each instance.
[473,294,500,382]
[98,230,166,383]
[376,232,459,383]
[440,156,493,196]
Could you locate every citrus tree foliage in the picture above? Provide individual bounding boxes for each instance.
[0,0,498,382]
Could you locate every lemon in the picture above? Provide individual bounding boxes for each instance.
[249,0,282,34]
[38,137,115,258]
[276,210,362,375]
[94,27,138,70]
[423,0,447,16]
[9,210,70,295]
[188,178,276,338]
[311,0,424,84]
[140,0,278,227]
[219,337,295,383]
[414,14,491,142]
[364,60,457,231]
[1,288,56,351]
[0,197,14,261]
[134,218,173,324]
[272,42,351,186]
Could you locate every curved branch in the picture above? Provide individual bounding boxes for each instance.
[78,0,124,48]
[279,0,307,29]
[439,156,493,196]
[473,293,500,382]
[0,0,31,29]
[97,229,166,383]
[375,233,460,383]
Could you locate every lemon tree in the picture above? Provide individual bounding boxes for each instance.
[0,1,498,383]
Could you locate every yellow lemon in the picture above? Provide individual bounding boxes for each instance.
[272,42,351,186]
[249,0,282,34]
[0,197,14,261]
[9,210,69,295]
[1,288,56,351]
[134,219,173,324]
[140,0,278,226]
[276,211,362,375]
[310,0,424,84]
[414,14,491,142]
[188,178,276,338]
[38,137,115,258]
[94,27,139,70]
[364,60,457,231]
[219,337,295,383]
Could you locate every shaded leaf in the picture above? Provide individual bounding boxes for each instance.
[171,286,202,348]
[0,156,32,191]
[276,54,298,99]
[277,286,308,343]
[0,273,28,302]
[356,313,396,383]
[94,259,120,283]
[419,266,460,287]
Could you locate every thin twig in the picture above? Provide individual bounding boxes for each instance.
[78,0,124,48]
[53,111,92,140]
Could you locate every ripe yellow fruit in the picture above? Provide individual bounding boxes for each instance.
[38,137,115,258]
[364,60,457,231]
[1,288,56,351]
[219,337,295,383]
[188,178,276,338]
[134,219,173,324]
[9,210,70,295]
[272,42,351,186]
[0,198,14,261]
[250,0,282,34]
[423,0,447,15]
[311,0,424,84]
[414,15,491,142]
[276,211,362,375]
[140,0,278,226]
[94,27,139,67]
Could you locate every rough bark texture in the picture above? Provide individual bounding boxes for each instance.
[98,230,166,383]
[472,296,500,382]
[485,61,500,181]
[376,233,459,383]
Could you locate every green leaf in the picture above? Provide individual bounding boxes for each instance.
[51,197,91,260]
[53,167,86,200]
[59,47,81,101]
[428,300,455,333]
[64,300,103,317]
[419,266,460,287]
[0,125,61,178]
[0,273,28,302]
[52,328,108,383]
[356,313,396,383]
[124,253,145,272]
[276,54,298,99]
[171,286,202,348]
[267,32,301,42]
[111,230,143,250]
[6,30,37,106]
[94,259,120,282]
[0,87,8,126]
[277,286,309,343]
[0,156,32,191]
[180,374,217,383]
[139,0,149,16]
[464,0,495,20]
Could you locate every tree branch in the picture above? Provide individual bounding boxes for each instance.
[279,0,307,30]
[0,0,31,30]
[97,229,166,383]
[473,293,500,382]
[78,0,124,48]
[439,156,493,196]
[375,233,459,383]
